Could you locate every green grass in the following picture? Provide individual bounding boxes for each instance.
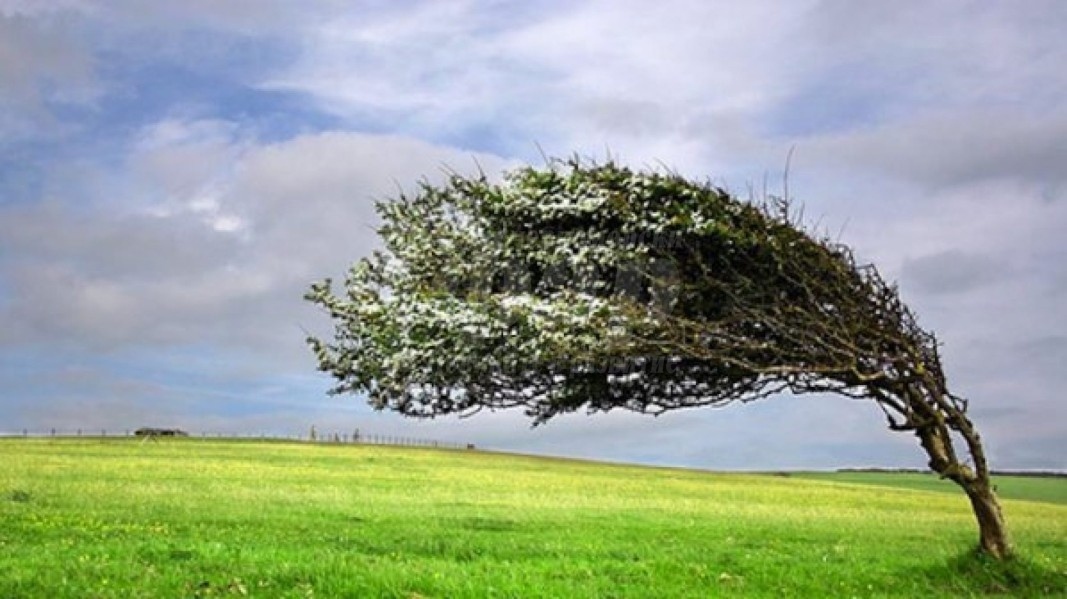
[1,438,1064,597]
[793,471,1067,506]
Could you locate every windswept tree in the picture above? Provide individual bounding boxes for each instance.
[306,159,1011,558]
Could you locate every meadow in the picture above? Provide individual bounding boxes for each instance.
[794,470,1067,506]
[1,438,1064,597]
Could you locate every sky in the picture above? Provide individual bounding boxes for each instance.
[1,0,1065,471]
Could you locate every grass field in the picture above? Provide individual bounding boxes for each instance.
[1,438,1064,597]
[793,471,1067,506]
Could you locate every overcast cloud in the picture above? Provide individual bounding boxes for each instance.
[1,1,1064,471]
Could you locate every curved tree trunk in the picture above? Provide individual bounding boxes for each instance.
[963,481,1011,559]
[908,383,1013,559]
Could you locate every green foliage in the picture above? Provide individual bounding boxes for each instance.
[306,158,940,424]
[1,439,1064,597]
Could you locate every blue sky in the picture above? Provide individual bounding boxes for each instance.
[2,1,1065,471]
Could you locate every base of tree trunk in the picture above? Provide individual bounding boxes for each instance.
[966,485,1013,560]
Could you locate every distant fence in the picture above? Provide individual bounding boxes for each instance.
[1,429,474,450]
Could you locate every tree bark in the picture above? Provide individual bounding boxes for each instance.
[909,388,1013,559]
[963,481,1012,559]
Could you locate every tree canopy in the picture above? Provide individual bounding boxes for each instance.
[305,158,1011,558]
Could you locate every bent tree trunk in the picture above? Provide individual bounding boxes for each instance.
[908,381,1012,559]
[964,483,1011,559]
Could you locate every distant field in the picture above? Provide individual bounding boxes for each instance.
[1,439,1064,597]
[793,471,1067,506]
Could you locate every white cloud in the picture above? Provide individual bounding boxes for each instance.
[135,118,239,150]
[257,1,825,171]
[2,1,1066,469]
[800,1,1067,113]
[0,6,100,138]
[1,1,92,17]
[0,124,509,359]
[806,111,1067,195]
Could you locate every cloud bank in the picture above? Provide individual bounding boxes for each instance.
[2,1,1065,470]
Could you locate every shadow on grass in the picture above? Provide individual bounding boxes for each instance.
[925,548,1066,596]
